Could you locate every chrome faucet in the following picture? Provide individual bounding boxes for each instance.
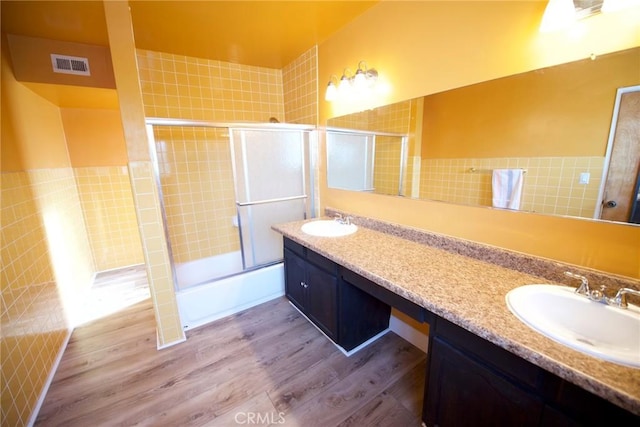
[334,214,353,225]
[564,271,590,296]
[609,288,640,309]
[564,271,640,309]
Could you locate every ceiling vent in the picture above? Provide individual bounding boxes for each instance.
[50,54,91,76]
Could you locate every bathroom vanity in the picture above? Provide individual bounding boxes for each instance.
[283,237,391,351]
[274,216,640,425]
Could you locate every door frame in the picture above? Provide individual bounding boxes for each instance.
[594,84,640,220]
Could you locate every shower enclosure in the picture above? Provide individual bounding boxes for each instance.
[145,119,315,328]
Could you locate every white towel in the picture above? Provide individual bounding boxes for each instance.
[492,169,524,210]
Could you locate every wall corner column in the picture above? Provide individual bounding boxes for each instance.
[103,0,185,347]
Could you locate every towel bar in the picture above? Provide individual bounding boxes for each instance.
[468,167,527,174]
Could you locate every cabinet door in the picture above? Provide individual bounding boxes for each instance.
[305,262,338,340]
[424,337,543,427]
[284,248,306,311]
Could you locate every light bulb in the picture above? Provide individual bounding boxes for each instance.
[602,0,640,12]
[353,68,367,91]
[338,75,351,96]
[540,0,576,32]
[325,81,337,101]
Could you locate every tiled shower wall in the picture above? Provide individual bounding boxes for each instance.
[137,49,285,122]
[282,46,318,125]
[374,136,404,196]
[75,167,144,271]
[137,47,318,265]
[420,156,605,218]
[153,126,239,264]
[1,169,94,426]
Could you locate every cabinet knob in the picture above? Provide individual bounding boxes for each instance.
[300,281,308,288]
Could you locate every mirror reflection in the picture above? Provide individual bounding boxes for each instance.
[326,128,408,196]
[326,47,640,224]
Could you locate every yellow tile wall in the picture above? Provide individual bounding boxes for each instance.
[137,49,285,122]
[328,108,372,130]
[369,101,413,133]
[419,156,605,218]
[282,46,318,125]
[136,48,309,269]
[153,126,240,264]
[1,168,94,426]
[374,136,403,196]
[128,162,185,347]
[329,99,413,132]
[1,173,55,289]
[74,166,144,271]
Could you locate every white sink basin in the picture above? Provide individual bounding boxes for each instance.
[301,220,358,237]
[506,284,640,368]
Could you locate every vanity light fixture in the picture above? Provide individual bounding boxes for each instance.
[325,75,338,101]
[325,61,378,102]
[602,0,640,12]
[338,69,354,95]
[540,0,578,32]
[540,0,639,32]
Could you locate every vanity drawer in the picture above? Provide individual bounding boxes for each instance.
[434,316,541,390]
[307,249,338,275]
[283,237,305,257]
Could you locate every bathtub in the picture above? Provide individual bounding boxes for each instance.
[175,253,284,330]
[174,252,427,351]
[174,251,245,290]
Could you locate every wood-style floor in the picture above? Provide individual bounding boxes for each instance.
[36,268,427,426]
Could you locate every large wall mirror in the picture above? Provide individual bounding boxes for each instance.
[326,47,640,225]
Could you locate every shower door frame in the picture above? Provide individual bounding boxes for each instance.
[326,127,409,196]
[228,126,313,270]
[145,118,317,290]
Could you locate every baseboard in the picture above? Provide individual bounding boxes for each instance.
[27,327,73,427]
[156,330,187,350]
[288,301,389,357]
[389,310,429,353]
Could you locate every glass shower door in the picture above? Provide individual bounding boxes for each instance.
[326,131,375,192]
[230,128,309,269]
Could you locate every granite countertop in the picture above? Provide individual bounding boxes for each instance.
[272,218,640,416]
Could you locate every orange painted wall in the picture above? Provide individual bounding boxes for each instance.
[1,35,70,172]
[318,1,640,279]
[421,48,640,159]
[62,108,128,167]
[319,1,640,122]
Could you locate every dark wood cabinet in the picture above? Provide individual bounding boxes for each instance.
[283,246,307,312]
[302,260,339,340]
[283,236,638,425]
[284,246,338,340]
[423,317,639,427]
[283,238,390,351]
[426,336,543,427]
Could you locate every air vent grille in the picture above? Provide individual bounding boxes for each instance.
[50,54,91,76]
